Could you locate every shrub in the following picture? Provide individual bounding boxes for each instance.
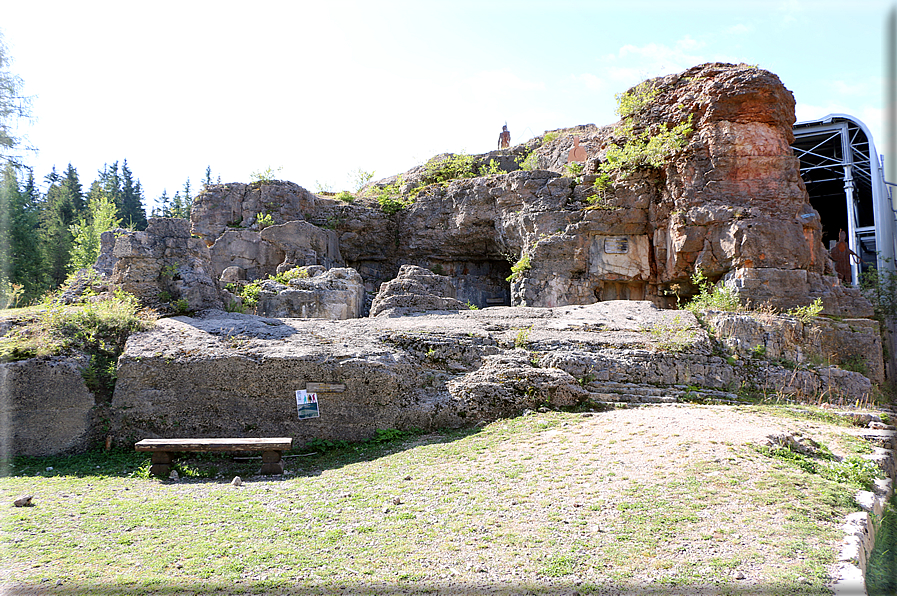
[371,178,413,215]
[256,212,274,230]
[785,298,823,323]
[478,159,502,177]
[250,166,282,184]
[423,154,477,184]
[506,254,532,282]
[614,81,659,118]
[682,269,740,313]
[518,152,539,171]
[335,191,355,203]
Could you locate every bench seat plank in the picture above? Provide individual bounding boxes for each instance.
[135,438,292,453]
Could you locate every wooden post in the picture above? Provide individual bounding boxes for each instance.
[259,450,283,475]
[150,451,172,477]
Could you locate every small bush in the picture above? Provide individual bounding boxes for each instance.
[682,270,740,313]
[371,177,413,215]
[478,159,502,177]
[335,191,355,203]
[785,298,823,323]
[518,152,539,171]
[615,81,659,118]
[250,166,282,184]
[506,254,532,282]
[256,212,274,230]
[423,154,477,184]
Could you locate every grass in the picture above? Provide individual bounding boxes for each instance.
[866,494,897,595]
[0,289,152,398]
[0,405,884,594]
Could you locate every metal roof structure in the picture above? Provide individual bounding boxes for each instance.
[792,114,896,285]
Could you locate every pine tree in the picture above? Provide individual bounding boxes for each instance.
[120,160,147,230]
[0,164,44,303]
[203,166,212,189]
[41,164,83,288]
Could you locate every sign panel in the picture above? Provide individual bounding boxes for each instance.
[306,383,345,394]
[604,237,629,254]
[295,389,320,419]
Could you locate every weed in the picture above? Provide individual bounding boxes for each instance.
[349,168,375,192]
[422,153,477,184]
[645,314,696,353]
[478,158,502,177]
[225,299,245,314]
[615,81,659,118]
[506,254,531,282]
[866,493,897,595]
[542,131,561,144]
[682,269,740,313]
[785,298,823,323]
[517,152,539,171]
[0,291,150,397]
[753,443,882,491]
[563,161,583,179]
[370,177,413,215]
[514,326,532,349]
[839,354,868,376]
[335,191,355,203]
[250,166,282,184]
[160,263,179,279]
[751,345,767,359]
[255,212,274,230]
[466,300,479,310]
[0,278,25,309]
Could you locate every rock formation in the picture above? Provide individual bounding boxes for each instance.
[12,61,885,456]
[155,62,869,320]
[369,265,470,317]
[110,301,878,444]
[253,266,365,320]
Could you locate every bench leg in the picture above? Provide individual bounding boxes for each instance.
[150,452,172,477]
[259,450,283,475]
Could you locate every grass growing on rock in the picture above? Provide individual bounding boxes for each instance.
[1,404,883,594]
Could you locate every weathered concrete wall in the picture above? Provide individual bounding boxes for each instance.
[109,302,879,445]
[0,356,97,456]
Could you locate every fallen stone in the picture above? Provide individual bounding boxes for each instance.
[13,495,33,507]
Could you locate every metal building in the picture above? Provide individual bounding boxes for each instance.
[792,114,896,285]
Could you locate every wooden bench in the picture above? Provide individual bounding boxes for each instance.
[135,438,293,477]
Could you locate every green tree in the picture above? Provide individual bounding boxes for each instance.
[120,160,147,229]
[40,163,85,288]
[68,195,121,273]
[0,163,44,303]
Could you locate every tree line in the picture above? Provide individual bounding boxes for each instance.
[1,31,212,308]
[0,161,210,307]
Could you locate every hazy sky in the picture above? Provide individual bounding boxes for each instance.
[2,0,893,211]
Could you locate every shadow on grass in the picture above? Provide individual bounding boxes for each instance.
[1,427,483,483]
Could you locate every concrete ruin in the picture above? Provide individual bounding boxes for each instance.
[4,62,894,455]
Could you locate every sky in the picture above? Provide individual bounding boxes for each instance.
[1,0,894,213]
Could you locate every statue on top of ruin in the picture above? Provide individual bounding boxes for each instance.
[498,124,511,149]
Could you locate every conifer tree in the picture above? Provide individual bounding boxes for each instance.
[0,164,44,302]
[120,160,147,229]
[41,163,83,287]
